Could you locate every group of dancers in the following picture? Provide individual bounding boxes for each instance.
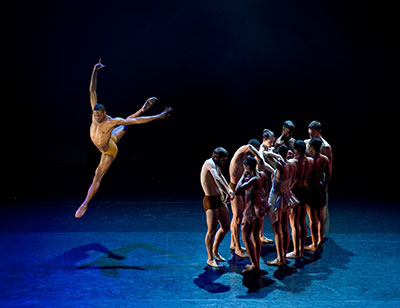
[200,121,332,272]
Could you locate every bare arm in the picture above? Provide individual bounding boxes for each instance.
[323,158,331,192]
[246,145,274,173]
[210,167,234,200]
[323,146,333,177]
[236,173,257,194]
[260,145,281,169]
[89,59,105,110]
[117,107,173,126]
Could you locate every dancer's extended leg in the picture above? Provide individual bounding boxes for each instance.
[75,153,114,218]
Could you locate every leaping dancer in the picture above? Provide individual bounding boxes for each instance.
[75,59,173,218]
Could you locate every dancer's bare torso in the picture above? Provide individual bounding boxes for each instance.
[90,115,124,152]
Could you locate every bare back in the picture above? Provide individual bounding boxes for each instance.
[310,154,330,190]
[274,161,295,193]
[200,158,223,196]
[305,137,332,172]
[290,156,314,188]
[229,145,252,184]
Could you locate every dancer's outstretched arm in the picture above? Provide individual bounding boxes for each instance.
[89,59,105,110]
[116,107,173,126]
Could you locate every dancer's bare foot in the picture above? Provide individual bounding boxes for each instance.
[266,258,284,266]
[260,235,273,244]
[213,252,226,262]
[242,264,257,274]
[141,97,157,112]
[286,251,299,259]
[230,245,246,251]
[317,242,323,252]
[207,259,223,268]
[304,244,318,252]
[234,248,248,258]
[75,204,88,218]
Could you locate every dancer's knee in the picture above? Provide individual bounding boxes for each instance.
[206,229,216,239]
[220,224,230,234]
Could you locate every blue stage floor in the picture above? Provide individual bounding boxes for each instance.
[1,200,400,307]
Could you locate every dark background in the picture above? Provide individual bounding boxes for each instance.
[3,0,398,202]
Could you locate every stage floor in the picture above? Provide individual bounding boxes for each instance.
[1,200,400,307]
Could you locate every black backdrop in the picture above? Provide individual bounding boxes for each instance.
[3,0,398,202]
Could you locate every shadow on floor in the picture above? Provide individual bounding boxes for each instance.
[193,266,231,293]
[43,242,125,269]
[193,237,355,296]
[44,242,187,279]
[271,237,355,294]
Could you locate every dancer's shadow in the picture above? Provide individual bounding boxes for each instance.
[241,269,275,294]
[75,242,185,278]
[43,242,126,269]
[193,266,230,293]
[193,250,251,294]
[228,250,253,274]
[45,242,184,279]
[271,237,355,294]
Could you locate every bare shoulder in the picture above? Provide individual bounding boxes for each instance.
[239,144,250,151]
[236,145,249,155]
[206,158,217,170]
[321,138,332,150]
[109,115,122,122]
[108,116,126,125]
